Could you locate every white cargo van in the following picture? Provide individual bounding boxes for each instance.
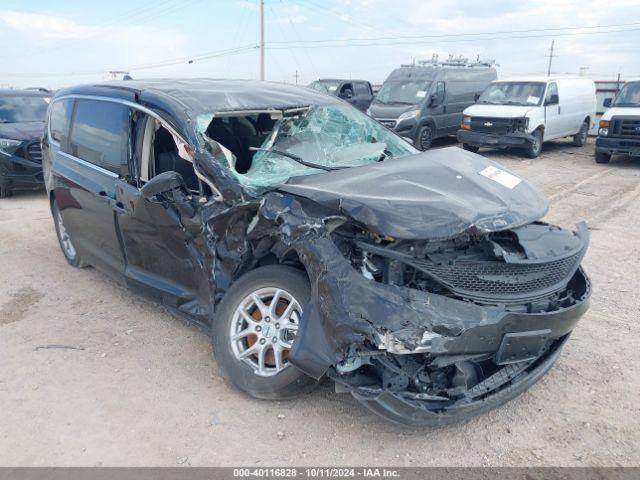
[457,77,596,158]
[594,79,640,163]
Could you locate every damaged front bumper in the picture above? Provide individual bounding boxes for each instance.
[288,228,590,426]
[457,129,535,149]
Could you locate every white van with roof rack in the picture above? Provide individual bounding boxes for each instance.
[457,77,596,158]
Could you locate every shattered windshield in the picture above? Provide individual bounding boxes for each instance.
[199,104,417,189]
[613,82,640,107]
[478,82,545,106]
[376,80,431,105]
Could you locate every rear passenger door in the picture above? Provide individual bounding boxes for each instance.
[53,98,130,280]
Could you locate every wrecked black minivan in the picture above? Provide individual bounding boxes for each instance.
[42,80,590,426]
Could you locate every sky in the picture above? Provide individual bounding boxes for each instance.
[1,0,639,89]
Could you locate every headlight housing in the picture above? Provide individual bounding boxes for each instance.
[461,116,472,129]
[397,109,420,121]
[599,120,609,136]
[514,117,530,131]
[0,138,21,156]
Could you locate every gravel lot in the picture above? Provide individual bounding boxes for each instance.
[1,139,639,467]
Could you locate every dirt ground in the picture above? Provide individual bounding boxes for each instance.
[1,139,639,467]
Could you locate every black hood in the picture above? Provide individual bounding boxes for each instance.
[0,121,45,141]
[368,101,418,119]
[279,147,548,240]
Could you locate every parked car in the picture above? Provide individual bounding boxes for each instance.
[0,89,50,197]
[366,63,497,150]
[43,79,590,427]
[308,79,374,111]
[458,77,596,158]
[595,79,640,163]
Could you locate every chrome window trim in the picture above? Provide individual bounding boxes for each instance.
[59,150,119,178]
[50,94,223,200]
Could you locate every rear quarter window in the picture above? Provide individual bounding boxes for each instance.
[69,99,130,174]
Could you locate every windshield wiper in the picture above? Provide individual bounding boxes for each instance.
[250,147,341,172]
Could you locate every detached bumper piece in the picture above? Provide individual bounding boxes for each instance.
[596,136,640,157]
[457,129,535,149]
[289,222,591,427]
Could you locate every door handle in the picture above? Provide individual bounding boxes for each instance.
[110,199,127,214]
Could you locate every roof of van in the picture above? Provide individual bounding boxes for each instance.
[491,76,594,83]
[54,78,340,115]
[387,66,496,81]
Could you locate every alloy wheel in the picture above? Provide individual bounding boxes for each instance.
[56,208,77,259]
[229,287,301,377]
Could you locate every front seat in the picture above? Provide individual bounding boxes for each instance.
[206,118,248,173]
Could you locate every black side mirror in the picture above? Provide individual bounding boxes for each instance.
[603,98,612,108]
[429,94,442,107]
[141,171,186,200]
[545,94,559,106]
[341,89,353,99]
[474,93,481,102]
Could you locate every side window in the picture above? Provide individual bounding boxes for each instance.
[433,81,445,104]
[69,99,130,174]
[545,83,559,105]
[355,82,368,97]
[49,99,73,150]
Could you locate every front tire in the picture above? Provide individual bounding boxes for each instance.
[462,144,480,153]
[572,121,589,146]
[595,151,611,164]
[211,265,318,400]
[416,125,434,151]
[0,176,12,198]
[52,200,86,267]
[524,129,543,158]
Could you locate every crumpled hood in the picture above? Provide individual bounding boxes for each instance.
[279,147,548,240]
[0,121,45,141]
[464,104,536,118]
[600,106,640,121]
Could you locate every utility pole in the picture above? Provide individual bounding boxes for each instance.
[547,40,554,77]
[294,70,299,85]
[260,0,265,81]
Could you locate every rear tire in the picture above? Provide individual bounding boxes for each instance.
[211,265,318,400]
[524,129,543,158]
[595,151,611,164]
[52,200,86,268]
[572,121,589,146]
[0,176,12,198]
[462,144,480,153]
[416,125,434,151]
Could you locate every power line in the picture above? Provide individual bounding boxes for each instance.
[265,25,640,49]
[267,21,640,46]
[0,44,259,78]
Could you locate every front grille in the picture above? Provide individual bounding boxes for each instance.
[411,250,583,301]
[26,142,42,163]
[469,117,516,135]
[611,117,640,138]
[377,119,397,129]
